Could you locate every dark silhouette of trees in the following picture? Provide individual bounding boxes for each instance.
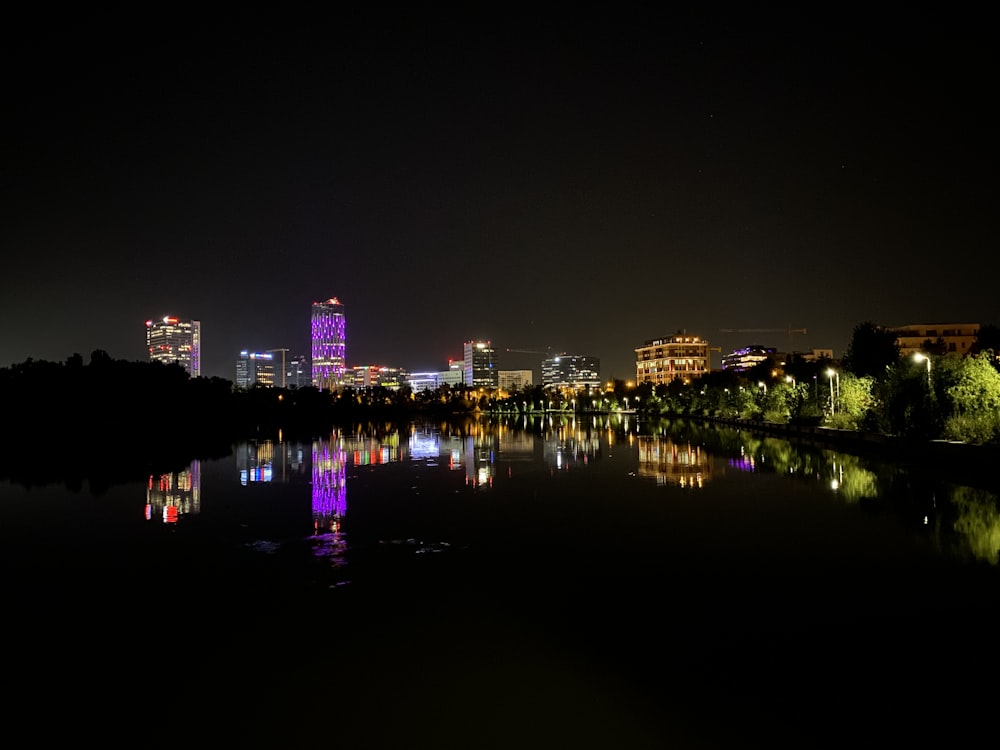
[842,321,900,378]
[972,324,1000,370]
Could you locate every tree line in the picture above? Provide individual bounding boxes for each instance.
[2,320,999,482]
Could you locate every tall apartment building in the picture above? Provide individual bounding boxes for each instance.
[311,298,347,391]
[635,333,709,386]
[235,350,276,388]
[463,340,498,389]
[145,316,201,377]
[541,355,600,391]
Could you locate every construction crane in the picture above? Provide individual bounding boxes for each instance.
[506,347,558,356]
[719,328,807,335]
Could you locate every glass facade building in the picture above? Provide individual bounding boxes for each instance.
[540,355,600,391]
[236,350,276,388]
[311,298,346,391]
[463,340,498,389]
[284,353,310,389]
[145,316,201,377]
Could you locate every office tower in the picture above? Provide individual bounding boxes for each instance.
[540,355,600,391]
[284,353,309,389]
[311,297,346,390]
[267,348,289,388]
[235,350,276,388]
[463,340,498,389]
[145,316,201,377]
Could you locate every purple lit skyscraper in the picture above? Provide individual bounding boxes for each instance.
[311,297,346,391]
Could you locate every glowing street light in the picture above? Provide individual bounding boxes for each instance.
[913,352,932,388]
[826,368,839,415]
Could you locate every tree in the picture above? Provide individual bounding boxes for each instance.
[827,373,876,430]
[972,323,1000,372]
[842,321,900,378]
[938,352,1000,444]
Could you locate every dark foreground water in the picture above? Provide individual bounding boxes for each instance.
[3,415,999,749]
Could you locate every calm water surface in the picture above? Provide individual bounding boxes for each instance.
[4,415,999,748]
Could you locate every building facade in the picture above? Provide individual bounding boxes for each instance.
[236,350,276,388]
[890,323,980,358]
[284,353,309,389]
[635,334,709,386]
[540,355,600,391]
[498,369,533,391]
[721,345,776,373]
[311,298,347,391]
[463,340,498,389]
[145,316,201,377]
[351,365,408,390]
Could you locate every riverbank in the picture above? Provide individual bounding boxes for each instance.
[699,415,1000,491]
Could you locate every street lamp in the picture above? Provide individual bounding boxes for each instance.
[826,368,839,415]
[913,352,932,388]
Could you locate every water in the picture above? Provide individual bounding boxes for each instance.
[3,415,999,748]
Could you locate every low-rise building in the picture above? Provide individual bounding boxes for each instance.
[635,333,710,386]
[721,345,775,372]
[890,323,980,357]
[499,369,533,391]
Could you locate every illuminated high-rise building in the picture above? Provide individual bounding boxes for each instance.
[145,316,201,377]
[235,350,276,388]
[284,353,310,389]
[463,340,498,389]
[541,354,600,391]
[311,297,346,390]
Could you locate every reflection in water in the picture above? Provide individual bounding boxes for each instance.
[311,432,349,582]
[543,423,601,471]
[145,461,200,523]
[951,485,1000,565]
[829,456,879,501]
[312,433,347,533]
[347,430,402,465]
[705,425,880,503]
[237,439,311,485]
[638,436,710,487]
[408,422,497,486]
[138,416,1000,573]
[238,441,273,484]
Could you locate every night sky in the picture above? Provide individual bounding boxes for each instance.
[3,9,996,381]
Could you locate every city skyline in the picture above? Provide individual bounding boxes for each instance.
[3,10,996,381]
